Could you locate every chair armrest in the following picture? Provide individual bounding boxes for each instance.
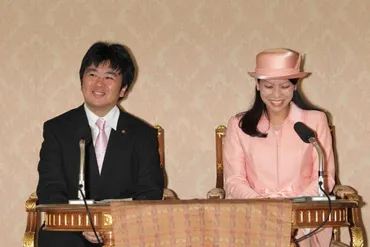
[333,185,360,201]
[23,192,38,247]
[163,188,178,200]
[206,188,225,199]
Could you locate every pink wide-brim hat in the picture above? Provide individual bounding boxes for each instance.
[248,48,311,80]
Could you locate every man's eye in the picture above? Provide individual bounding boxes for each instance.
[88,73,97,77]
[105,76,114,80]
[264,85,273,89]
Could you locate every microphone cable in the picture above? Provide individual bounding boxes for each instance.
[79,187,103,247]
[293,182,332,244]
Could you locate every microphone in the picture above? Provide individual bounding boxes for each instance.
[293,122,335,201]
[78,139,86,200]
[69,135,95,205]
[292,122,335,244]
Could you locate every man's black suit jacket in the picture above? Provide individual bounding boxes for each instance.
[37,105,164,246]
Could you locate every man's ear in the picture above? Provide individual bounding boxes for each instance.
[119,85,128,97]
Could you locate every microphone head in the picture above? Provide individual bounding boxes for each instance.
[78,128,92,146]
[294,122,315,143]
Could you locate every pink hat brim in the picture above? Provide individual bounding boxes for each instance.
[248,72,311,80]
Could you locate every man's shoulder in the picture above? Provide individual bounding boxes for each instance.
[119,111,157,133]
[44,105,83,127]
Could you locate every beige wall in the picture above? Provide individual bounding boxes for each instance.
[1,0,369,245]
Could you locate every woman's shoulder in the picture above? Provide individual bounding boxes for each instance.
[235,111,246,120]
[224,113,245,132]
[291,103,326,121]
[304,109,327,120]
[227,112,245,124]
[301,109,329,128]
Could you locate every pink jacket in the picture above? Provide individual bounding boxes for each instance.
[224,103,335,199]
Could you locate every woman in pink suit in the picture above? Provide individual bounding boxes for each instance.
[223,48,335,247]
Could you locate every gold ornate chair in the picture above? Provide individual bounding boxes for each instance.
[23,125,177,247]
[154,125,178,200]
[207,125,364,247]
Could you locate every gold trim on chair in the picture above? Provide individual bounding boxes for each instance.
[23,232,35,247]
[154,125,165,169]
[23,192,38,247]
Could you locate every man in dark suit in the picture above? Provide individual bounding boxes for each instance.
[37,41,164,246]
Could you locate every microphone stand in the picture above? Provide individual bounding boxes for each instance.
[309,137,325,197]
[304,137,335,201]
[78,139,86,200]
[69,139,101,245]
[69,139,95,205]
[293,138,334,243]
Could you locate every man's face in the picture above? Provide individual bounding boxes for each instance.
[81,62,126,116]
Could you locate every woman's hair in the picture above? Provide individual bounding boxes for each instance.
[239,79,323,138]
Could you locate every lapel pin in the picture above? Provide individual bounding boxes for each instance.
[121,130,126,134]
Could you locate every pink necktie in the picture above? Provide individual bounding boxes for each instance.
[95,118,108,174]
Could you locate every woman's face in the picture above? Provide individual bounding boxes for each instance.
[257,79,295,116]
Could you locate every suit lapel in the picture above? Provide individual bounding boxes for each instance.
[72,105,93,148]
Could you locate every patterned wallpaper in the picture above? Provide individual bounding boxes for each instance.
[0,0,369,245]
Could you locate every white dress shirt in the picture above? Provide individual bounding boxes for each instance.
[84,104,120,146]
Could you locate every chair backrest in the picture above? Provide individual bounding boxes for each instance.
[154,125,169,187]
[215,125,226,189]
[154,125,165,168]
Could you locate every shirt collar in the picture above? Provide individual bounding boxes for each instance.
[84,104,120,130]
